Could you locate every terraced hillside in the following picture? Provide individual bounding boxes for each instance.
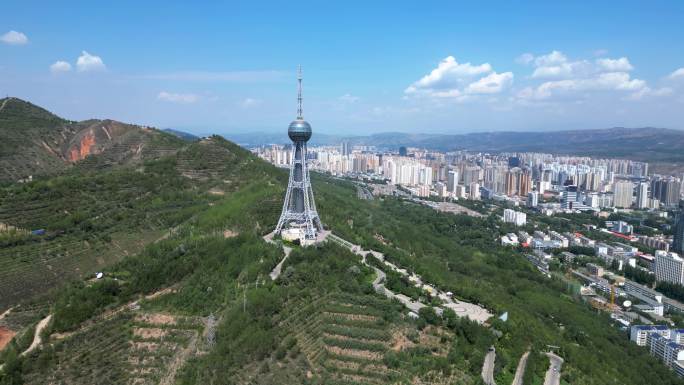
[0,132,283,312]
[0,97,185,183]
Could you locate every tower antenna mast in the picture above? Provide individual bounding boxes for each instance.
[297,65,303,119]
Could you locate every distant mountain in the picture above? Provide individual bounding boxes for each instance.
[224,131,341,147]
[229,127,684,167]
[163,128,200,141]
[0,97,185,183]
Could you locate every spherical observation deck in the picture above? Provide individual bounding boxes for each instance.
[288,119,312,142]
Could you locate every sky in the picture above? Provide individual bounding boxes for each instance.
[2,1,684,137]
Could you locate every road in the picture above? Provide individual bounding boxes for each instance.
[481,347,497,385]
[512,351,531,385]
[543,352,564,385]
[21,314,52,357]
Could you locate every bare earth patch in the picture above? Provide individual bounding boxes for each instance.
[390,330,415,351]
[325,346,383,360]
[324,312,378,322]
[135,313,177,326]
[223,229,239,238]
[133,327,168,339]
[0,327,16,351]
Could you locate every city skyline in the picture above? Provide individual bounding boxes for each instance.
[2,1,684,136]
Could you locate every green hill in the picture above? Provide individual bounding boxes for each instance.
[0,99,683,385]
[0,97,188,183]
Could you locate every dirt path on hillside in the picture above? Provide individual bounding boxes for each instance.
[20,314,52,356]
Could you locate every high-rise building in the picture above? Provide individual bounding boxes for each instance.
[275,67,323,241]
[636,182,650,209]
[503,209,527,226]
[652,177,682,208]
[655,251,684,285]
[341,141,352,156]
[674,212,684,255]
[613,180,634,208]
[398,146,408,157]
[527,191,539,208]
[447,170,459,192]
[518,171,532,197]
[469,182,480,200]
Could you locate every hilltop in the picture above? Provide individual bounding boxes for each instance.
[0,97,188,183]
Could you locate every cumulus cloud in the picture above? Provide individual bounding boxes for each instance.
[515,53,534,65]
[1,30,28,45]
[517,50,650,101]
[625,86,673,101]
[596,57,633,72]
[157,91,199,104]
[669,68,684,80]
[76,51,106,72]
[465,72,514,94]
[50,61,72,73]
[405,56,510,100]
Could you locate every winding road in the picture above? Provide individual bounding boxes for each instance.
[481,347,497,385]
[543,352,564,385]
[512,351,531,385]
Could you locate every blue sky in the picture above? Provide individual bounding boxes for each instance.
[2,1,684,136]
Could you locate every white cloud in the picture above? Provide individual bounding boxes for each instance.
[518,72,647,101]
[1,30,28,45]
[405,56,510,100]
[465,72,514,94]
[407,56,491,92]
[669,68,684,80]
[50,61,72,73]
[339,93,360,103]
[76,51,106,72]
[518,50,652,102]
[157,91,199,104]
[596,57,633,72]
[239,98,261,108]
[515,53,534,65]
[534,51,567,67]
[626,86,673,101]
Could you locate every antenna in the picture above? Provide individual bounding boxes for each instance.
[297,65,303,119]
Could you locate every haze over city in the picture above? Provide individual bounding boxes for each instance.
[2,1,684,136]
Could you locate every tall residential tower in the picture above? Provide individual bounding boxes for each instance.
[274,67,323,241]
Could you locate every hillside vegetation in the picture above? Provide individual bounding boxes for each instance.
[0,100,683,385]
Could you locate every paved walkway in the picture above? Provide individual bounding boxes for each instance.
[327,233,493,324]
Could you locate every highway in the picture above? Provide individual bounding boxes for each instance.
[481,346,497,385]
[543,352,564,385]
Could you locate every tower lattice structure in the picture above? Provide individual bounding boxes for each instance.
[275,66,323,240]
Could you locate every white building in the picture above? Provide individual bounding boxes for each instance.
[636,182,649,209]
[527,191,539,208]
[613,180,634,208]
[630,325,671,346]
[655,251,684,285]
[503,209,527,226]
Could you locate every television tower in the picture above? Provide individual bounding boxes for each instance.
[274,66,323,240]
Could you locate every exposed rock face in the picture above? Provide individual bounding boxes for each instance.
[69,129,98,161]
[0,98,183,182]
